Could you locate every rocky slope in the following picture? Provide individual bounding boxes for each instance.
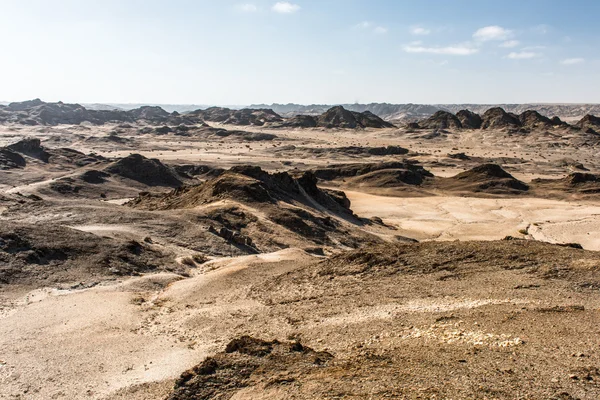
[127,166,386,252]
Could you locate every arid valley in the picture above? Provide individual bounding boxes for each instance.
[1,99,600,399]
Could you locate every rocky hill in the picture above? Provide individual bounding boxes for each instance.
[251,102,600,122]
[188,107,283,126]
[275,106,395,129]
[104,154,183,187]
[576,114,600,133]
[0,99,201,126]
[126,166,386,251]
[456,109,482,129]
[418,110,463,130]
[411,107,596,132]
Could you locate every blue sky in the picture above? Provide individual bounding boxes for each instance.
[1,0,598,104]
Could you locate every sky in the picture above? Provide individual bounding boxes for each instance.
[1,0,599,105]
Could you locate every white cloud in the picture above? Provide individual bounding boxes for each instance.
[507,51,540,60]
[272,2,300,13]
[561,58,585,65]
[473,25,513,41]
[355,21,371,29]
[403,44,479,56]
[410,26,431,36]
[499,40,519,48]
[235,3,258,12]
[374,26,388,34]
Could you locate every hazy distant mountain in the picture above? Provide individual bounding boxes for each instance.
[92,104,245,113]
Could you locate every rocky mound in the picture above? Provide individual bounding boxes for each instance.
[7,138,50,162]
[126,166,385,250]
[456,109,482,129]
[316,106,394,129]
[518,110,554,129]
[0,148,26,170]
[126,106,170,120]
[440,164,529,194]
[272,114,318,128]
[419,110,463,130]
[481,107,522,130]
[203,127,277,141]
[316,106,359,128]
[576,114,600,133]
[187,107,232,122]
[532,173,600,195]
[275,145,409,158]
[189,107,283,126]
[6,98,45,111]
[172,164,225,179]
[167,336,333,400]
[269,239,594,283]
[127,165,351,215]
[310,161,433,184]
[0,223,177,289]
[353,110,396,128]
[1,139,103,169]
[104,154,183,187]
[0,99,202,126]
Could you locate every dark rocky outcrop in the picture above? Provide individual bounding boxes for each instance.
[576,115,600,133]
[1,138,104,168]
[0,222,176,288]
[0,99,200,126]
[316,106,394,129]
[0,149,26,169]
[419,111,462,130]
[167,336,333,400]
[532,173,600,195]
[272,114,318,128]
[518,110,553,129]
[440,164,529,194]
[104,154,183,187]
[456,110,482,129]
[481,108,522,130]
[7,138,50,162]
[189,107,283,126]
[353,110,396,128]
[127,165,353,217]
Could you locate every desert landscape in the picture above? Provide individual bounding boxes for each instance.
[1,97,600,399]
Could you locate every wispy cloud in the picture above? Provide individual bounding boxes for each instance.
[235,3,258,12]
[473,25,513,41]
[410,26,431,36]
[403,44,478,56]
[272,2,300,13]
[521,45,546,51]
[499,40,520,48]
[561,58,585,65]
[532,24,550,35]
[507,51,541,60]
[355,21,388,34]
